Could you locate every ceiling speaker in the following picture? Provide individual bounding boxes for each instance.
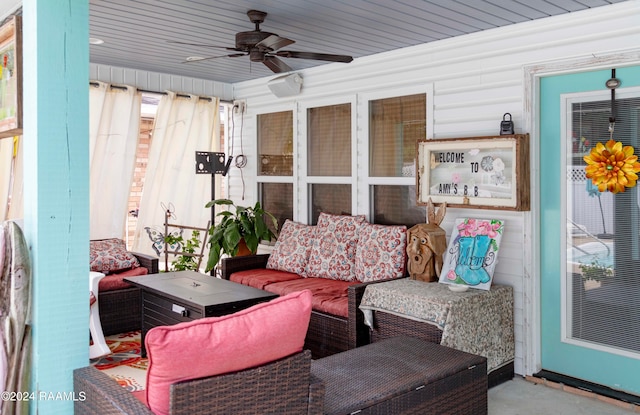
[267,73,303,97]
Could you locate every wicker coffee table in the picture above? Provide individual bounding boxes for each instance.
[124,271,278,356]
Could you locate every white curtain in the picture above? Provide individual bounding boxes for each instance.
[89,82,142,240]
[132,92,220,260]
[0,136,23,221]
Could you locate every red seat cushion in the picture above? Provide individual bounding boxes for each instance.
[98,266,148,292]
[230,268,302,290]
[265,277,359,318]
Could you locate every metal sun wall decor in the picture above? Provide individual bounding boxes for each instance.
[583,139,640,194]
[439,218,504,291]
[583,69,640,194]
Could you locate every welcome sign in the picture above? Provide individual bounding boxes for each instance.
[416,134,530,211]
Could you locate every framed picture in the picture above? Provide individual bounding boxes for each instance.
[439,218,504,291]
[416,134,529,210]
[0,16,22,140]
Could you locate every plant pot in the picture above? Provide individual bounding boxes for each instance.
[236,238,252,257]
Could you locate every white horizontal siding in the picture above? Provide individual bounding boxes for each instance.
[225,2,640,377]
[89,63,234,101]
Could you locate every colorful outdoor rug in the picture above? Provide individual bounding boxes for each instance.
[90,331,147,392]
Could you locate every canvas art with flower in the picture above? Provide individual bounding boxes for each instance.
[439,218,504,291]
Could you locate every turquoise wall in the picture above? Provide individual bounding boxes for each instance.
[22,2,89,413]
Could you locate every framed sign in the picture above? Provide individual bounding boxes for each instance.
[0,16,22,140]
[417,134,530,210]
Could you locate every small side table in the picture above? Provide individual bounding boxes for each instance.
[89,271,111,359]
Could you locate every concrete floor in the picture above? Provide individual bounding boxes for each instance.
[488,377,638,414]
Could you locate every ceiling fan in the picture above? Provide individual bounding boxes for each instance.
[171,10,353,73]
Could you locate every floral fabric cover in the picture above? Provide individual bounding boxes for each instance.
[266,220,316,275]
[304,213,366,281]
[355,223,407,282]
[89,238,141,274]
[359,279,514,372]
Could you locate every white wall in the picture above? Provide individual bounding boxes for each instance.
[89,63,234,101]
[227,1,640,377]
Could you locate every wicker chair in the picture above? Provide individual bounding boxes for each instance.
[98,252,158,336]
[220,254,387,358]
[74,350,324,415]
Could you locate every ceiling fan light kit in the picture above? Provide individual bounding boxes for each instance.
[174,9,353,74]
[267,73,303,97]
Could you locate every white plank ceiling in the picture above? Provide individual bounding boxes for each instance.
[87,0,627,84]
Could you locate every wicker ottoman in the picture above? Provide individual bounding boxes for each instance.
[311,336,487,415]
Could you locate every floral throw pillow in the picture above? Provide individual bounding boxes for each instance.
[305,213,366,281]
[355,223,407,282]
[89,238,140,274]
[266,220,316,275]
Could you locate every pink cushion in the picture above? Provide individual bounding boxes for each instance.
[265,277,359,318]
[355,223,407,282]
[305,213,366,281]
[97,266,149,292]
[230,268,302,290]
[90,238,141,274]
[144,290,312,415]
[266,220,316,275]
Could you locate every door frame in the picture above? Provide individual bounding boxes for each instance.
[522,49,640,376]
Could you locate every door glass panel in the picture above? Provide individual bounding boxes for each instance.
[567,95,640,354]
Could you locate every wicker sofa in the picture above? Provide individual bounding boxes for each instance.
[90,238,159,336]
[75,350,322,415]
[219,214,409,358]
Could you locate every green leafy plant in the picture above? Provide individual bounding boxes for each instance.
[164,230,202,271]
[205,199,278,272]
[578,260,613,282]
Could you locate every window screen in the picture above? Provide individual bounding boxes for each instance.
[369,94,425,177]
[258,111,293,176]
[308,104,351,176]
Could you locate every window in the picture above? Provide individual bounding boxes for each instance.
[258,111,293,176]
[307,102,353,222]
[259,182,293,234]
[369,94,425,177]
[371,185,425,228]
[257,110,294,233]
[254,91,428,229]
[310,184,352,224]
[368,93,426,226]
[308,103,351,176]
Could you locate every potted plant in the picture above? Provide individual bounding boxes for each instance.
[205,199,278,272]
[578,260,613,283]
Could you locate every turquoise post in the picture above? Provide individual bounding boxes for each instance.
[22,2,89,414]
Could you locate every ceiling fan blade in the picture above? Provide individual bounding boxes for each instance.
[167,40,238,51]
[263,56,293,73]
[181,53,246,63]
[275,50,353,63]
[256,34,295,51]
